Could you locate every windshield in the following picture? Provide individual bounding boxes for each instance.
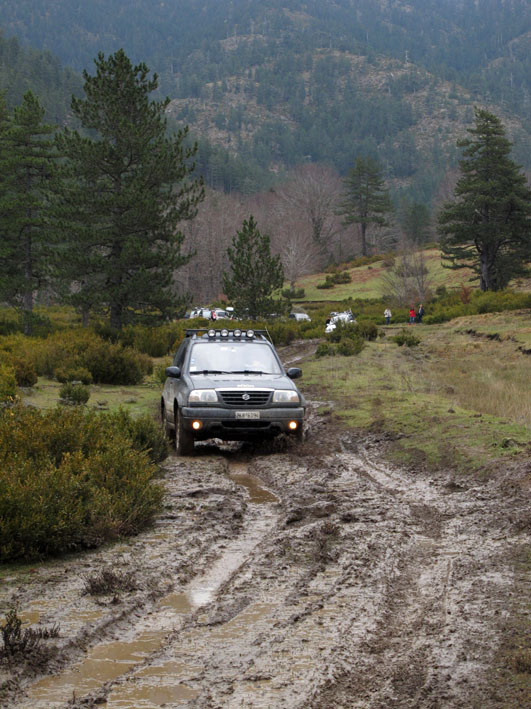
[188,342,282,374]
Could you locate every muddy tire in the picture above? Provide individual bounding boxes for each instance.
[161,403,175,441]
[175,408,194,455]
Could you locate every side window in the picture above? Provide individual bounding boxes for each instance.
[173,342,187,368]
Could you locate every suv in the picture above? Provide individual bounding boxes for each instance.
[289,312,311,323]
[161,329,306,454]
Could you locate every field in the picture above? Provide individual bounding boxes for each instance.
[294,248,473,301]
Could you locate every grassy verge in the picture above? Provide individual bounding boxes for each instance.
[20,358,169,417]
[300,312,531,475]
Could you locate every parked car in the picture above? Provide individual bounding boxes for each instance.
[161,328,306,454]
[325,310,356,333]
[189,307,212,319]
[289,312,312,323]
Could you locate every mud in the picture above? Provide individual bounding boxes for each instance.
[1,379,529,707]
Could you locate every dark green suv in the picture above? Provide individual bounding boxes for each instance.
[161,328,306,454]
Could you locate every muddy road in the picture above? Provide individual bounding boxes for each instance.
[1,399,529,707]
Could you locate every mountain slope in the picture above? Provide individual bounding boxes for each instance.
[1,1,529,200]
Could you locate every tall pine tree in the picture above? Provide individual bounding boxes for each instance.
[222,216,284,319]
[438,108,531,291]
[338,156,392,257]
[55,50,204,329]
[0,91,60,334]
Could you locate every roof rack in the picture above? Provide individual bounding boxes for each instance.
[184,328,271,340]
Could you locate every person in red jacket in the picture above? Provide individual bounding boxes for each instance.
[409,307,416,324]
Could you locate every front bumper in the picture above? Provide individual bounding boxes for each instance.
[181,406,305,440]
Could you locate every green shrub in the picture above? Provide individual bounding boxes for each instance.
[59,382,90,405]
[317,271,352,289]
[392,330,421,347]
[10,357,38,387]
[55,366,93,385]
[0,363,17,404]
[0,406,164,561]
[315,343,336,358]
[83,341,152,385]
[282,287,305,299]
[102,409,169,464]
[336,336,364,356]
[354,322,379,341]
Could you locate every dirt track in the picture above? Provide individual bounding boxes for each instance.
[1,396,529,707]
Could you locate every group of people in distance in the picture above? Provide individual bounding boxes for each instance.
[384,304,424,326]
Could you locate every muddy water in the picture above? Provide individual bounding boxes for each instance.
[25,459,279,709]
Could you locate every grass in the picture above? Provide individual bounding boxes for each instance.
[295,249,473,302]
[300,311,531,475]
[21,372,164,418]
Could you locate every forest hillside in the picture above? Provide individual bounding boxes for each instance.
[0,0,530,202]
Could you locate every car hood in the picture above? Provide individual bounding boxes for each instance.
[187,373,299,391]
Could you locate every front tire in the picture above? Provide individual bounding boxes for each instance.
[175,408,194,455]
[161,402,175,441]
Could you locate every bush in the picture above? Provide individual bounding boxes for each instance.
[317,271,352,289]
[336,336,364,356]
[102,409,169,464]
[0,363,17,404]
[0,406,164,561]
[282,287,305,299]
[2,330,153,386]
[83,341,152,385]
[10,357,38,387]
[55,366,93,385]
[315,343,336,358]
[354,322,379,341]
[59,382,90,405]
[392,330,421,347]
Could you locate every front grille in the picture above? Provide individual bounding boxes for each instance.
[218,390,272,407]
[221,420,271,429]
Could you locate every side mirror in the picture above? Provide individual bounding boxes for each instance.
[165,366,181,379]
[287,367,302,380]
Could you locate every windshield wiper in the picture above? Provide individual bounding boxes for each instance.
[230,370,271,375]
[190,369,231,375]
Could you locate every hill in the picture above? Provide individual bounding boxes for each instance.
[0,0,530,201]
[0,31,82,122]
[294,249,468,301]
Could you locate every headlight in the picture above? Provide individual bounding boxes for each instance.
[272,390,300,404]
[188,389,218,403]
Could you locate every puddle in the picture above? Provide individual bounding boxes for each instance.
[228,460,279,504]
[106,681,199,707]
[26,460,280,708]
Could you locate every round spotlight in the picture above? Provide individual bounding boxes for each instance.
[289,421,298,431]
[192,420,202,430]
[233,329,242,337]
[208,329,216,338]
[221,329,229,337]
[246,329,255,338]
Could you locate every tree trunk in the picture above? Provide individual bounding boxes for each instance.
[23,226,33,336]
[360,223,368,257]
[110,302,122,330]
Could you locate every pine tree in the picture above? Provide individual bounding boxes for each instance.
[338,156,392,257]
[222,216,284,319]
[55,50,204,329]
[438,108,531,291]
[0,91,61,334]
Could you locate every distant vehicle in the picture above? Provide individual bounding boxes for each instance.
[161,328,306,454]
[212,308,230,320]
[189,307,212,319]
[289,312,312,323]
[325,310,356,333]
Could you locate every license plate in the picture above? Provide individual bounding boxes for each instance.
[235,410,260,420]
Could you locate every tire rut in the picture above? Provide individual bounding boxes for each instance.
[1,419,526,708]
